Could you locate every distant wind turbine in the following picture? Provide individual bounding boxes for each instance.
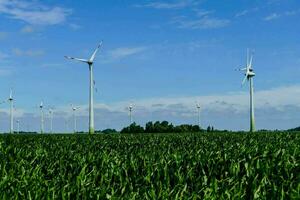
[237,49,256,132]
[71,104,80,133]
[196,102,201,128]
[40,101,44,134]
[8,89,14,134]
[16,119,20,134]
[49,108,54,133]
[128,104,133,125]
[65,42,103,134]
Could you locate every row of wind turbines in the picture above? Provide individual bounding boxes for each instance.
[1,43,256,134]
[1,94,81,134]
[65,43,256,133]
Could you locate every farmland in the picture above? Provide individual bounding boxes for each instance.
[0,132,299,199]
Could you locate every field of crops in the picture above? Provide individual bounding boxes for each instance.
[0,132,299,199]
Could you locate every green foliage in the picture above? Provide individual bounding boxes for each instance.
[122,121,203,134]
[0,132,299,199]
[95,129,118,134]
[120,122,144,134]
[288,126,300,131]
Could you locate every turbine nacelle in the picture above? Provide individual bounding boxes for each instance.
[40,102,44,109]
[9,90,13,101]
[238,49,255,86]
[71,104,79,111]
[128,104,133,111]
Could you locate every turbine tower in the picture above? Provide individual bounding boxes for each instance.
[71,104,79,133]
[40,101,44,134]
[8,90,14,134]
[65,42,102,134]
[196,102,201,128]
[128,104,133,125]
[238,49,256,132]
[16,120,20,134]
[49,108,53,133]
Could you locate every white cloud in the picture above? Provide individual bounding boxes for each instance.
[235,7,259,18]
[69,23,81,30]
[3,85,300,132]
[20,25,35,33]
[264,10,299,21]
[135,1,229,30]
[0,0,72,25]
[12,48,44,57]
[104,46,147,62]
[195,9,214,17]
[56,85,300,116]
[134,0,199,9]
[264,13,281,21]
[173,16,230,29]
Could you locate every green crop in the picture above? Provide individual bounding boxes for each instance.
[0,132,299,199]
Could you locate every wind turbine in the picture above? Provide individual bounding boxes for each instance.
[40,101,44,134]
[196,102,201,128]
[237,49,256,132]
[8,90,14,134]
[71,104,79,133]
[65,42,102,134]
[16,119,20,134]
[49,108,54,133]
[128,104,133,125]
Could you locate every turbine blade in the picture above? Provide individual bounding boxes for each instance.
[242,75,247,85]
[65,56,89,63]
[247,48,249,66]
[249,54,253,68]
[89,42,103,63]
[236,67,247,71]
[9,89,13,99]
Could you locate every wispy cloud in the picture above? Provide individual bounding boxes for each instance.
[264,10,299,21]
[102,46,147,62]
[134,0,199,9]
[20,25,35,33]
[12,48,44,57]
[135,1,229,30]
[173,16,230,29]
[2,85,300,131]
[0,0,72,25]
[264,13,281,21]
[69,23,81,30]
[235,7,259,17]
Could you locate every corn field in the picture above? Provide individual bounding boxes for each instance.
[0,132,299,199]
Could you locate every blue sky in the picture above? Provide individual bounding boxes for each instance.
[0,0,300,132]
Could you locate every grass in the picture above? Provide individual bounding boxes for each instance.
[0,132,299,199]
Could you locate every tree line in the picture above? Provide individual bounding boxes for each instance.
[119,121,216,134]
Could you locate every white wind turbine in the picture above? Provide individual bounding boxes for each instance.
[196,102,201,128]
[71,104,80,133]
[237,49,256,133]
[16,119,20,134]
[65,42,102,134]
[48,108,54,133]
[128,104,133,125]
[40,101,44,134]
[8,89,14,134]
